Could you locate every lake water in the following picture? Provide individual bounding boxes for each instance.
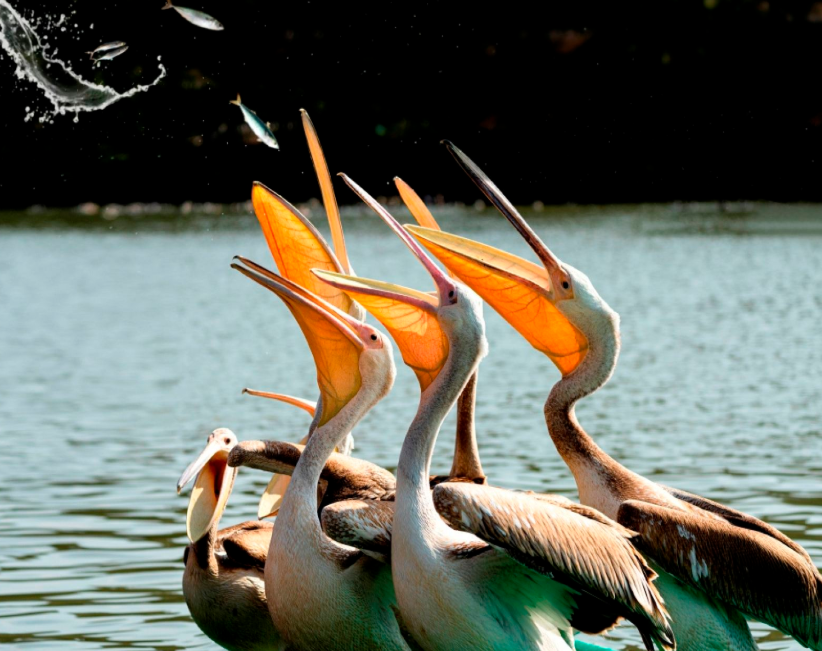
[2,202,821,650]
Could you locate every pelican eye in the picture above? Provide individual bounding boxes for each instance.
[562,281,569,290]
[370,334,377,341]
[224,437,231,445]
[448,290,455,298]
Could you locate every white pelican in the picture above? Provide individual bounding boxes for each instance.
[177,426,410,649]
[177,428,280,651]
[316,175,675,651]
[229,260,417,651]
[246,110,364,516]
[409,141,822,651]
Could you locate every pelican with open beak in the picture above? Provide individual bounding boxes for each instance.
[314,175,674,651]
[177,428,280,651]
[244,110,365,517]
[228,259,417,651]
[408,141,822,651]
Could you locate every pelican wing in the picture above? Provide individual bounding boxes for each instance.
[618,499,822,649]
[320,454,396,505]
[434,483,674,650]
[219,521,274,570]
[662,484,813,561]
[321,500,395,561]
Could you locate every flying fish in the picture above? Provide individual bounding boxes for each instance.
[161,1,224,31]
[230,95,279,150]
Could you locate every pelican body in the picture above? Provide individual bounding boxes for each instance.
[413,141,822,650]
[318,177,674,651]
[230,261,415,651]
[178,428,282,651]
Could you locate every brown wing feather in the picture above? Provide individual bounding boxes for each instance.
[662,484,812,561]
[433,483,674,651]
[319,454,396,506]
[219,521,273,570]
[618,499,822,649]
[320,500,395,559]
[229,439,396,504]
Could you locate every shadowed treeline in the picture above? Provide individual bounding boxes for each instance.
[2,0,822,209]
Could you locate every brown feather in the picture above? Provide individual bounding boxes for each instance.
[619,499,822,650]
[219,521,274,570]
[433,483,675,651]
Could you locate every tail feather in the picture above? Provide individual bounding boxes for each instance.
[635,617,676,651]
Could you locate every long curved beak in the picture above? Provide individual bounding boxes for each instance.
[251,182,361,319]
[442,140,571,295]
[178,438,225,494]
[178,439,238,543]
[314,270,449,392]
[395,177,441,231]
[232,257,371,426]
[407,225,588,377]
[242,389,317,416]
[301,109,352,275]
[339,173,456,303]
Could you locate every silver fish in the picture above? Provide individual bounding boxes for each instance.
[87,41,127,61]
[91,45,129,66]
[161,1,223,31]
[230,94,279,150]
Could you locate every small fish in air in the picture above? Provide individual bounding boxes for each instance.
[161,1,224,31]
[87,41,128,63]
[230,95,279,150]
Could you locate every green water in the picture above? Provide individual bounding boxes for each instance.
[2,202,821,650]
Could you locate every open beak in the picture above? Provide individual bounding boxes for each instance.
[339,173,457,304]
[315,270,449,392]
[406,226,588,377]
[442,141,571,295]
[251,182,360,319]
[178,436,238,543]
[311,175,455,392]
[232,257,372,426]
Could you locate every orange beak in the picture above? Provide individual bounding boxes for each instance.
[316,271,448,392]
[406,225,588,377]
[232,257,372,426]
[312,175,457,392]
[301,109,352,275]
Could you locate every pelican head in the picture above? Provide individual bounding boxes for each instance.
[406,141,619,384]
[177,428,239,543]
[231,256,396,427]
[315,174,487,395]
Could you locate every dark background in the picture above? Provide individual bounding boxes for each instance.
[3,0,822,209]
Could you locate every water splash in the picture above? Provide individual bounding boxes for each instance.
[0,0,165,121]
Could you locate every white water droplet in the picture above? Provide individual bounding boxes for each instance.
[0,0,166,121]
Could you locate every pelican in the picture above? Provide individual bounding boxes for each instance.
[247,170,486,519]
[246,109,364,516]
[228,260,417,651]
[316,175,675,651]
[177,428,280,651]
[177,426,409,649]
[409,141,822,650]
